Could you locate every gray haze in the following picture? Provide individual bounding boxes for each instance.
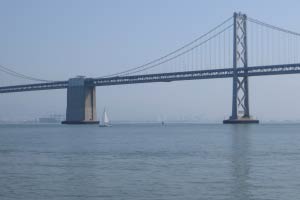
[1,0,300,122]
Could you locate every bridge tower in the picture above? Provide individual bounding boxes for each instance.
[223,12,259,124]
[62,77,98,124]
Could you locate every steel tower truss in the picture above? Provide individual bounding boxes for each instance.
[230,12,250,120]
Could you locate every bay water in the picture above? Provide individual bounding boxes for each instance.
[0,124,300,200]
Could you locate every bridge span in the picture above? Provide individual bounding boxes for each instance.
[1,63,300,124]
[1,63,300,93]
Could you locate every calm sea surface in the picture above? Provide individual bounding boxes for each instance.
[0,123,300,200]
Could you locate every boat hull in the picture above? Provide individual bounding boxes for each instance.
[99,124,112,127]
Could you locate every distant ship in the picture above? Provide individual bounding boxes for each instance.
[99,109,112,127]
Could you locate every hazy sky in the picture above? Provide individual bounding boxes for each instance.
[1,0,300,122]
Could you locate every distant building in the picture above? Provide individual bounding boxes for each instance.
[38,115,63,124]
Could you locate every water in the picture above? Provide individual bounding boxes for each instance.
[1,123,300,200]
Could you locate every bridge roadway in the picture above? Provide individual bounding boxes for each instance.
[1,63,300,93]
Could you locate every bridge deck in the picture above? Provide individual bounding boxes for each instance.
[1,63,300,93]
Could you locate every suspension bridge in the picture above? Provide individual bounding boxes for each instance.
[1,12,300,124]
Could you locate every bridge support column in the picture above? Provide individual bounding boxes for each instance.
[62,77,98,124]
[223,12,259,124]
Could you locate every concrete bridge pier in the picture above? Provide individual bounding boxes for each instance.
[62,77,98,124]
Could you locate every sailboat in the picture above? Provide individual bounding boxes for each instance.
[99,108,112,127]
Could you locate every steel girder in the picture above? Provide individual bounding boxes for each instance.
[1,64,300,93]
[0,81,68,93]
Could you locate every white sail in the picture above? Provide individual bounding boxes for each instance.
[99,108,111,127]
[103,110,109,124]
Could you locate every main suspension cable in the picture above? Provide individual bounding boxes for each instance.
[97,16,233,78]
[248,17,300,37]
[0,64,54,82]
[120,24,233,76]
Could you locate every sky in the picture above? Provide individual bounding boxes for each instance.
[1,0,300,122]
